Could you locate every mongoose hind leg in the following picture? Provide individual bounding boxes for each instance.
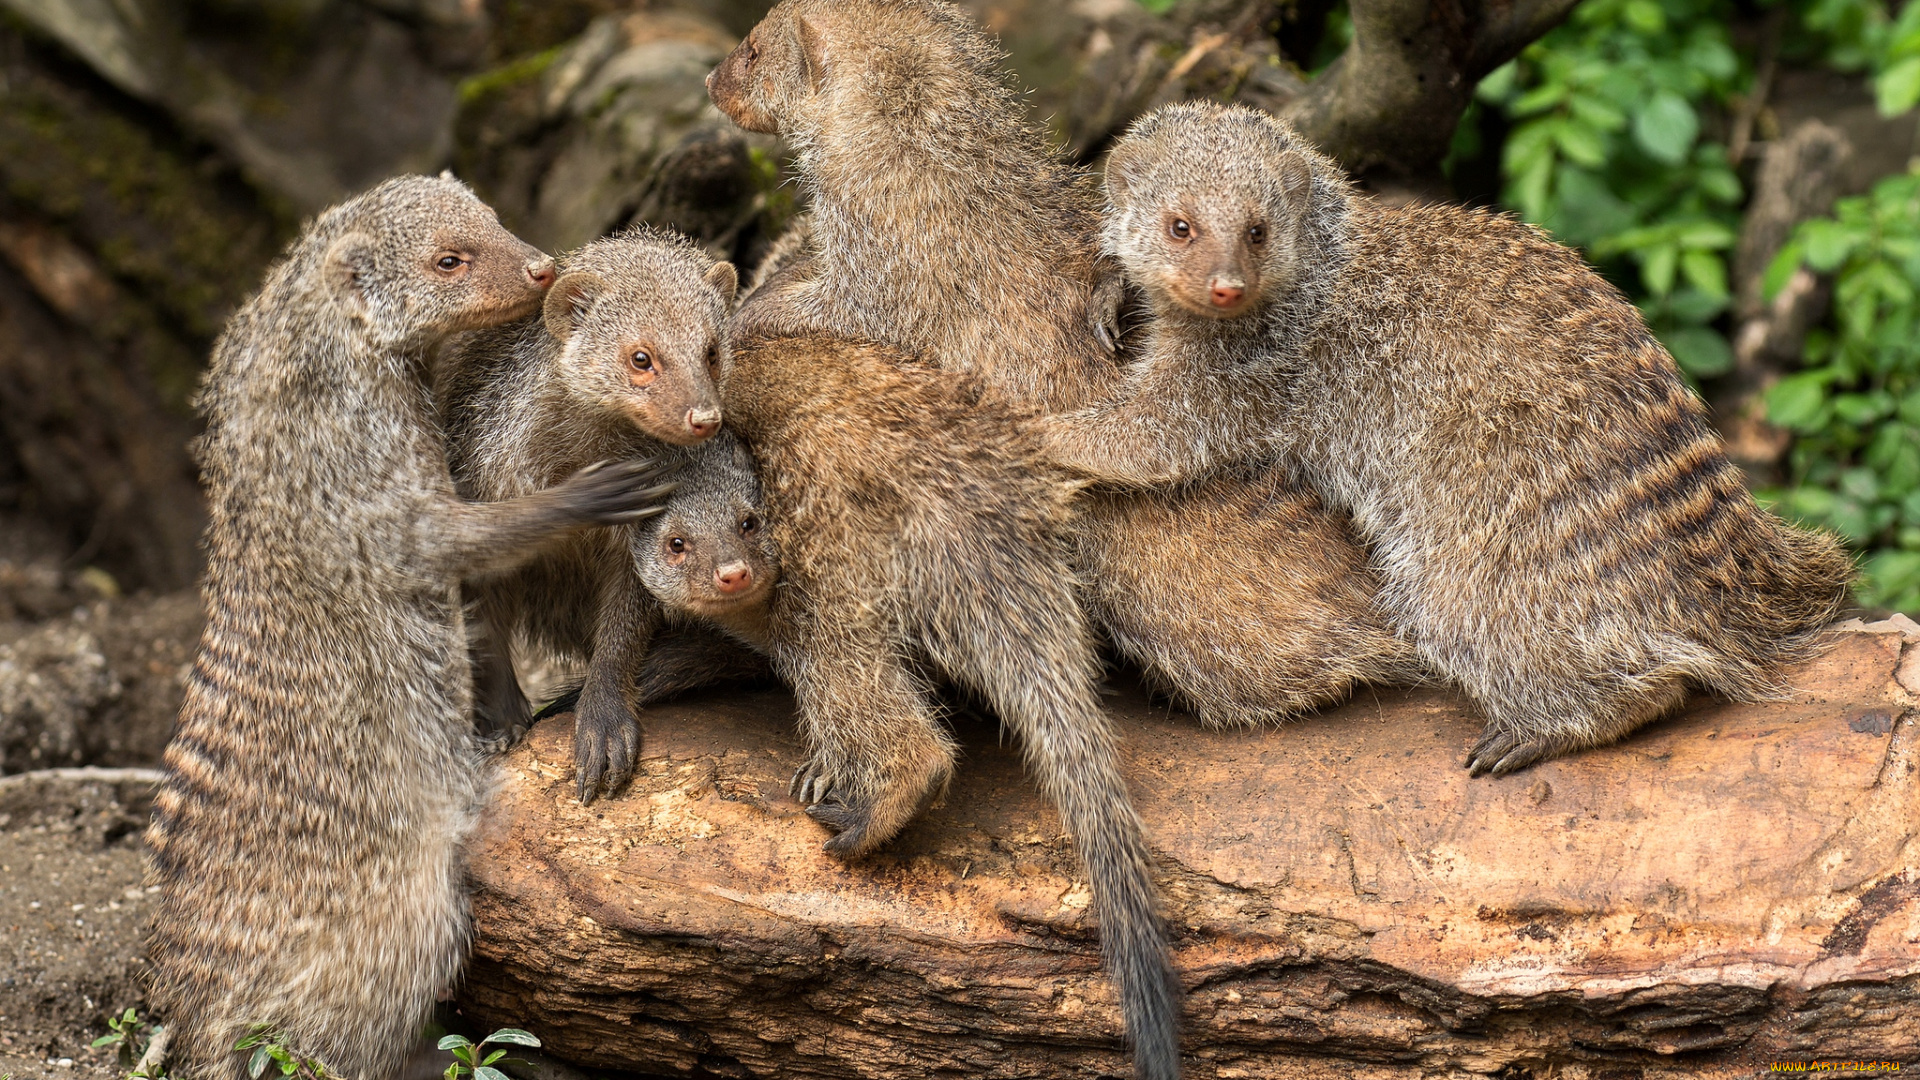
[777,624,956,857]
[1461,671,1692,776]
[471,614,532,750]
[634,626,777,704]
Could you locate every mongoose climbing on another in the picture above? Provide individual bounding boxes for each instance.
[439,227,736,800]
[1045,102,1856,775]
[713,329,1181,1080]
[146,175,678,1079]
[708,0,1418,731]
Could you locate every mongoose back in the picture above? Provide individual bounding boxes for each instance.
[147,175,679,1078]
[716,330,1180,1080]
[709,0,1418,729]
[1046,102,1856,774]
[439,227,737,800]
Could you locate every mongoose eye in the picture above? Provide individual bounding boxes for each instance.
[631,349,654,371]
[1169,219,1193,241]
[1248,224,1267,245]
[434,254,468,273]
[668,537,687,554]
[741,515,760,534]
[706,344,721,369]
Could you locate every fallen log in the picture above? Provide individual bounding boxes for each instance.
[461,619,1920,1078]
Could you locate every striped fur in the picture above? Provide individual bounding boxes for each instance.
[1047,102,1857,774]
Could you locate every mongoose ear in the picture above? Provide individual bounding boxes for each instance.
[1276,154,1314,203]
[705,261,739,309]
[543,271,605,342]
[796,15,829,94]
[323,231,376,315]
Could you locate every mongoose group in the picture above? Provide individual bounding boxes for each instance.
[148,3,1853,1078]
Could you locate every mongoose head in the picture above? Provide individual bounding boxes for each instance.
[1102,103,1345,321]
[634,434,779,621]
[317,173,554,345]
[543,228,738,447]
[706,0,997,142]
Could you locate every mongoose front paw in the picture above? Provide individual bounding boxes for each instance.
[477,723,530,756]
[789,760,837,806]
[572,691,641,803]
[1465,729,1562,777]
[557,457,682,527]
[807,795,880,857]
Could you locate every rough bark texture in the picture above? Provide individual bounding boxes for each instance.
[462,620,1920,1078]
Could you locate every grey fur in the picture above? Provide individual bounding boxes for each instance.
[147,175,678,1079]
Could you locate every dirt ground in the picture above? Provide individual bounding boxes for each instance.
[0,769,155,1080]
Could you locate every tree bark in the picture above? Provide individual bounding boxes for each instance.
[461,620,1920,1078]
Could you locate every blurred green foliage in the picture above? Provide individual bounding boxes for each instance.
[1762,168,1920,610]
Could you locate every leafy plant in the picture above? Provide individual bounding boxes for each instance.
[1762,167,1920,610]
[234,1027,339,1080]
[1794,0,1920,115]
[1467,0,1747,379]
[91,1008,151,1070]
[440,1028,541,1080]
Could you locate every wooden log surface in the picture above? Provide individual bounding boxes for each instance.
[461,619,1920,1078]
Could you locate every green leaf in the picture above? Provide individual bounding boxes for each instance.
[438,1036,473,1052]
[1679,249,1729,298]
[1803,219,1863,272]
[1663,326,1734,377]
[475,1068,512,1080]
[1665,287,1729,324]
[91,1035,120,1048]
[482,1030,542,1048]
[1767,369,1837,431]
[1876,57,1920,117]
[482,1050,507,1067]
[1633,90,1698,165]
[1762,240,1806,303]
[1476,60,1518,103]
[1623,0,1666,33]
[249,1046,271,1080]
[1641,242,1679,296]
[1552,120,1609,167]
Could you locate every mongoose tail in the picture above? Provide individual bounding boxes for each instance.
[917,547,1183,1080]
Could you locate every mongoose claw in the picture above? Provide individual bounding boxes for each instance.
[477,722,529,757]
[573,691,642,803]
[1465,730,1556,777]
[789,762,836,804]
[559,457,684,527]
[808,795,878,856]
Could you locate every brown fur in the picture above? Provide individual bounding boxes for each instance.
[438,228,737,800]
[709,0,1414,737]
[1048,102,1857,774]
[718,330,1180,1080]
[147,176,678,1078]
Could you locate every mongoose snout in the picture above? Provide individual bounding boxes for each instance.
[714,560,755,593]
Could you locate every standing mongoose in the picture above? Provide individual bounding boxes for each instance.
[439,227,736,800]
[707,0,1420,727]
[146,175,679,1079]
[1044,102,1856,774]
[712,330,1180,1080]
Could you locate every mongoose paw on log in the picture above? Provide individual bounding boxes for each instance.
[1045,101,1856,774]
[149,174,648,1080]
[438,227,737,804]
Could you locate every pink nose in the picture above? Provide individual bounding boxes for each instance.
[1209,283,1244,308]
[715,564,753,594]
[527,261,556,289]
[687,409,722,439]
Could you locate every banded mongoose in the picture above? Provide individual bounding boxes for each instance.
[439,227,736,800]
[708,0,1419,727]
[1045,102,1857,775]
[719,330,1181,1080]
[145,175,680,1079]
[539,433,779,726]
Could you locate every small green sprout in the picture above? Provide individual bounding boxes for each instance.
[91,1008,149,1069]
[439,1028,541,1080]
[234,1026,338,1080]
